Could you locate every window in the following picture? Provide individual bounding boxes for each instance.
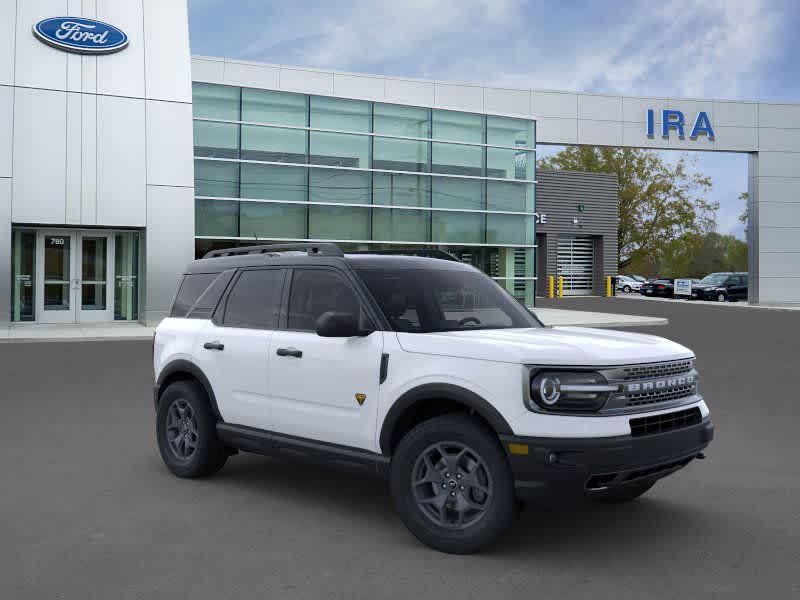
[486,148,533,179]
[287,269,363,331]
[239,202,306,239]
[222,269,285,329]
[11,230,36,322]
[487,181,532,212]
[372,208,430,242]
[431,177,483,210]
[355,268,539,333]
[374,103,429,137]
[432,110,484,143]
[308,205,370,240]
[241,125,306,163]
[187,270,234,319]
[309,168,370,204]
[373,173,430,207]
[240,163,307,201]
[242,88,307,126]
[486,116,534,148]
[171,273,218,317]
[310,96,370,131]
[195,199,238,237]
[310,131,370,168]
[193,121,239,159]
[192,83,240,121]
[195,160,239,198]
[431,143,483,176]
[373,137,428,172]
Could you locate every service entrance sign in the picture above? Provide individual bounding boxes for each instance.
[674,279,693,297]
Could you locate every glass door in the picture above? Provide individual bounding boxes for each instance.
[78,232,114,322]
[36,231,77,323]
[35,230,115,323]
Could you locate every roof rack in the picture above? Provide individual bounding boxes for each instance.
[202,242,344,259]
[348,248,460,262]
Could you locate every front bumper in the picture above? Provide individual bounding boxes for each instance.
[499,417,713,502]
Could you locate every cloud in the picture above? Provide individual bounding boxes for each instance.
[216,0,782,100]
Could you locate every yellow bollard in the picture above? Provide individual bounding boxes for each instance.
[557,276,564,298]
[606,276,612,297]
[548,275,554,299]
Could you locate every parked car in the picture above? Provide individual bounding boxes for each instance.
[640,278,675,298]
[616,275,643,293]
[691,272,748,302]
[153,243,713,554]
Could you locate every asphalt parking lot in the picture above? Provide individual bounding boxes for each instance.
[1,298,798,599]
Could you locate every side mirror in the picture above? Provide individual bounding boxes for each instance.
[315,311,371,337]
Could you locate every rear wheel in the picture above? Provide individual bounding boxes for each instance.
[592,480,654,503]
[390,414,517,554]
[156,380,227,478]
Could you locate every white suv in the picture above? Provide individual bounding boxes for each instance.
[153,243,713,554]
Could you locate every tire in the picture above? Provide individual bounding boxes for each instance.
[592,480,655,503]
[390,414,517,554]
[623,285,632,293]
[156,380,227,478]
[717,292,727,302]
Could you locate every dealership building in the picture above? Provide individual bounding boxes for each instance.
[2,1,800,326]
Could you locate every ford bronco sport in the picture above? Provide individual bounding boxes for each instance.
[153,243,713,554]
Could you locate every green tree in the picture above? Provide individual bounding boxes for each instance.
[538,147,718,270]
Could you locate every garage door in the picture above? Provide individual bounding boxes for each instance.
[557,236,594,296]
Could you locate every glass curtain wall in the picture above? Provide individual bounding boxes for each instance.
[193,83,536,302]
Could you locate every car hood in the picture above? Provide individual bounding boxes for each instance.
[395,327,693,366]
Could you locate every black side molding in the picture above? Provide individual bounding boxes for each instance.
[217,423,390,478]
[378,383,514,454]
[155,359,222,421]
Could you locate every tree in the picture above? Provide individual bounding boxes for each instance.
[538,147,718,271]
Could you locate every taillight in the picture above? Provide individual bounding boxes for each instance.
[657,284,665,289]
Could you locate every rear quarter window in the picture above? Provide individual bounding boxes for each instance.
[170,273,218,318]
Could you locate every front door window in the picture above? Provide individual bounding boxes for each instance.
[43,235,72,314]
[81,237,108,312]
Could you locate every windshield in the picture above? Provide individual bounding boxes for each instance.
[355,268,541,333]
[700,273,728,285]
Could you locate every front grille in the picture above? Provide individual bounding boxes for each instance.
[626,383,697,407]
[621,359,693,381]
[629,407,702,437]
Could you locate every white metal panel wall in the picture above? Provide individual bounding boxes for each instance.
[11,87,67,224]
[0,0,15,86]
[143,0,192,103]
[146,100,194,187]
[14,0,69,90]
[96,0,146,98]
[0,85,11,178]
[96,95,147,226]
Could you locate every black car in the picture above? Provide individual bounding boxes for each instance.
[691,272,748,302]
[640,279,674,298]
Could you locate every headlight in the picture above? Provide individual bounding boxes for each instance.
[528,371,618,412]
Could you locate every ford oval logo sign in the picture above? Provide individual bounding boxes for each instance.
[33,17,128,55]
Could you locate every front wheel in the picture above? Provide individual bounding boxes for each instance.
[717,292,727,302]
[623,285,632,293]
[390,414,517,554]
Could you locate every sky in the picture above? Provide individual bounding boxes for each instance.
[188,0,800,240]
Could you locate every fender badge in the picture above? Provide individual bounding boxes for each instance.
[355,393,367,406]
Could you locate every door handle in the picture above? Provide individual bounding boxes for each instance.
[276,347,302,358]
[203,341,225,351]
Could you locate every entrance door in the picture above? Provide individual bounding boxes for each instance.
[557,236,594,296]
[35,231,114,323]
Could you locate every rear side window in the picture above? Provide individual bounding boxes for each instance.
[187,270,235,319]
[171,273,217,317]
[222,269,285,329]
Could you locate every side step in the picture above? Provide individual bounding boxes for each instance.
[217,423,390,478]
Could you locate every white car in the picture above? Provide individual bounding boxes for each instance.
[153,243,713,554]
[616,274,643,293]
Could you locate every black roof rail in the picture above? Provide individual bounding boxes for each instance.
[202,242,344,259]
[348,248,460,261]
